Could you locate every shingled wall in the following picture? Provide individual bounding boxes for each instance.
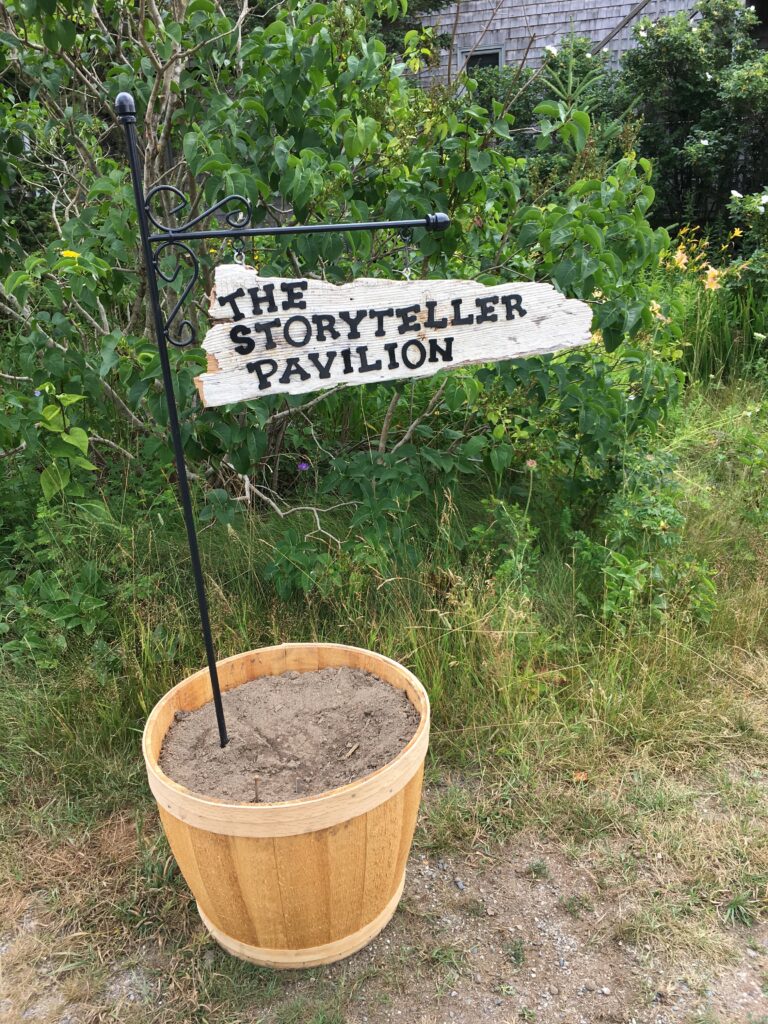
[419,0,699,82]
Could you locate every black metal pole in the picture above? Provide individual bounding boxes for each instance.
[148,213,451,244]
[116,92,229,747]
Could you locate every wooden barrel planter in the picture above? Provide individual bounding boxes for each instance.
[143,642,430,969]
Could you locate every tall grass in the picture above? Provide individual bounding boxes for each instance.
[682,280,768,382]
[1,383,766,842]
[651,252,768,384]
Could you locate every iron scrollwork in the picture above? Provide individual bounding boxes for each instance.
[145,184,252,233]
[146,187,253,348]
[152,240,199,348]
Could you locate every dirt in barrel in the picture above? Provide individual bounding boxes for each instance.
[159,667,421,803]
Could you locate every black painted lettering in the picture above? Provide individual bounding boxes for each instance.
[500,293,527,320]
[218,288,245,321]
[383,342,400,369]
[396,304,421,335]
[312,314,340,342]
[245,358,278,390]
[338,309,367,339]
[253,318,281,350]
[283,315,312,347]
[230,323,255,355]
[425,300,448,330]
[280,280,308,310]
[475,295,499,324]
[450,298,474,326]
[279,358,311,384]
[340,348,354,374]
[246,283,277,315]
[307,351,337,378]
[368,307,395,337]
[401,339,427,369]
[428,336,454,363]
[357,346,382,373]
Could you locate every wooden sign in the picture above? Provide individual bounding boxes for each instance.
[195,266,593,407]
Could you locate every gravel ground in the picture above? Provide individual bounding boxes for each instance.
[2,831,766,1023]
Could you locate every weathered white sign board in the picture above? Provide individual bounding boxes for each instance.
[195,266,592,407]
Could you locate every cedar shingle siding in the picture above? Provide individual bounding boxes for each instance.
[420,0,699,81]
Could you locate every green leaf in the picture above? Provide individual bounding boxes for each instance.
[4,270,31,297]
[455,170,477,194]
[41,404,64,432]
[469,149,491,172]
[61,427,89,455]
[534,101,561,118]
[57,19,77,48]
[99,334,120,377]
[70,455,97,471]
[183,131,200,166]
[40,462,70,501]
[490,445,512,474]
[581,224,604,250]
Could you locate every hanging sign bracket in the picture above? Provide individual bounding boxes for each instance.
[116,91,452,748]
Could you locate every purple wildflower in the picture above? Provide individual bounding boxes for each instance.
[297,460,310,472]
[34,389,42,397]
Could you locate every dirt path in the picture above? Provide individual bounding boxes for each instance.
[2,824,766,1024]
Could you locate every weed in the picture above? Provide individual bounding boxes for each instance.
[527,860,550,880]
[561,893,595,918]
[428,944,468,974]
[503,938,526,967]
[461,897,486,918]
[721,891,760,927]
[689,1011,721,1024]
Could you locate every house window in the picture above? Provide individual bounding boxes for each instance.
[464,49,503,72]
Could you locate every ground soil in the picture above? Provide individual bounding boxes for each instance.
[159,667,421,802]
[2,813,766,1024]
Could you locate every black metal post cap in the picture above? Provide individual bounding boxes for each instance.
[425,212,451,232]
[115,92,136,119]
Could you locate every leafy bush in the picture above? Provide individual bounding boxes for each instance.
[470,37,633,192]
[618,0,768,229]
[571,451,717,623]
[0,0,676,610]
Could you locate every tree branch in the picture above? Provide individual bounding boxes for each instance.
[392,381,447,452]
[264,385,343,426]
[378,390,401,453]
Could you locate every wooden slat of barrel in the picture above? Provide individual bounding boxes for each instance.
[145,643,429,964]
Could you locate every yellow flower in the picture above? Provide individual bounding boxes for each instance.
[673,247,688,269]
[703,265,721,291]
[730,227,743,238]
[649,299,670,324]
[60,249,80,259]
